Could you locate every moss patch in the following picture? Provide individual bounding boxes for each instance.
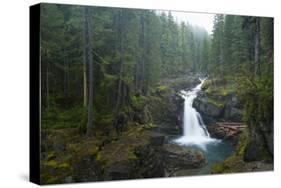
[207,98,225,109]
[203,79,236,98]
[95,124,157,169]
[40,128,106,184]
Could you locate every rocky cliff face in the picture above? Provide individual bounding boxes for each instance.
[193,93,243,124]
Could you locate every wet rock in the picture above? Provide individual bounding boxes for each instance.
[193,97,223,118]
[135,145,165,178]
[103,143,165,180]
[146,131,165,146]
[193,92,244,124]
[157,123,181,135]
[223,105,243,122]
[161,144,206,175]
[104,161,136,180]
[151,87,184,135]
[72,158,102,182]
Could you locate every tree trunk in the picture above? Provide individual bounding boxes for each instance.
[135,59,139,91]
[63,48,67,94]
[46,61,50,110]
[83,59,87,107]
[140,13,145,94]
[219,28,224,80]
[85,7,94,137]
[190,33,196,72]
[63,48,70,98]
[67,57,70,93]
[114,10,125,115]
[83,8,88,107]
[254,18,261,76]
[219,49,224,79]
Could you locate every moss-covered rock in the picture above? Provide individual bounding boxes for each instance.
[41,158,73,184]
[161,144,207,176]
[40,128,106,184]
[95,125,153,168]
[211,130,273,174]
[193,97,224,118]
[193,78,244,124]
[94,124,166,180]
[149,84,184,135]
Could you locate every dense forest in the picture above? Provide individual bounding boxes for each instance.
[40,3,273,184]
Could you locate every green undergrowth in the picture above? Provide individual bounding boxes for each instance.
[42,106,87,129]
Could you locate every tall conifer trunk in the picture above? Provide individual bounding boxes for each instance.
[85,7,94,137]
[254,18,261,76]
[115,10,125,115]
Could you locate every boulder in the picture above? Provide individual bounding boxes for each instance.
[72,158,102,182]
[146,131,165,146]
[223,105,243,122]
[151,88,184,135]
[135,145,165,178]
[161,144,207,175]
[95,127,167,181]
[193,97,223,118]
[193,92,244,124]
[104,161,136,180]
[103,142,165,180]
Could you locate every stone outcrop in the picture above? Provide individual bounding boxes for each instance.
[99,131,207,180]
[193,94,243,125]
[161,144,207,176]
[243,121,273,162]
[150,83,184,135]
[193,97,223,119]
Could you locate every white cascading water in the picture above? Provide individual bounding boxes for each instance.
[174,78,218,149]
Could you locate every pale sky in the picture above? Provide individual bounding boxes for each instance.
[160,10,215,34]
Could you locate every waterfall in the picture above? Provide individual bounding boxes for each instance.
[174,78,218,149]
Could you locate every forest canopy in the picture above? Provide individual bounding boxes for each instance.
[41,4,211,132]
[40,3,273,142]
